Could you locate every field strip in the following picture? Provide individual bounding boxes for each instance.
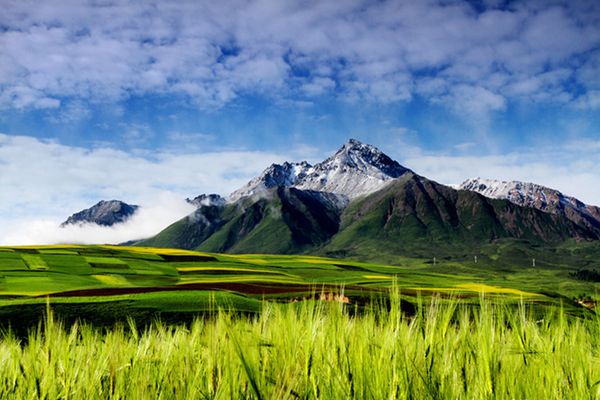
[0,291,49,297]
[455,283,540,296]
[108,246,214,257]
[363,275,392,279]
[175,266,290,275]
[408,283,541,297]
[176,275,304,285]
[93,274,131,286]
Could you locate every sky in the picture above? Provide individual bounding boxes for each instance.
[1,0,599,244]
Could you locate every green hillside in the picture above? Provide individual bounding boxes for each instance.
[139,187,343,254]
[321,174,593,260]
[137,173,600,264]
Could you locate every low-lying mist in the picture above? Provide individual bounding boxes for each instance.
[0,193,196,246]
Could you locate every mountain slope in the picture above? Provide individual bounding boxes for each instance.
[61,200,139,227]
[138,204,226,249]
[322,173,598,259]
[138,187,344,253]
[458,178,600,236]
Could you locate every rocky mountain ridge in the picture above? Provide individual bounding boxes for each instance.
[186,194,226,208]
[458,178,600,232]
[61,200,139,227]
[229,139,410,201]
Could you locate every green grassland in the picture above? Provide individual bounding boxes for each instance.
[0,297,598,399]
[0,243,597,331]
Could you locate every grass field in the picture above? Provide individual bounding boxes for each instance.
[0,244,597,332]
[0,296,598,399]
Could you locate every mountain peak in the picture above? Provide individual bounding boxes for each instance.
[325,139,408,179]
[229,139,411,201]
[339,138,368,151]
[61,200,139,227]
[336,138,380,157]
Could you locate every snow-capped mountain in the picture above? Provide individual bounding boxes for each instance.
[229,139,410,201]
[229,161,313,201]
[140,141,600,253]
[61,200,139,227]
[458,178,600,231]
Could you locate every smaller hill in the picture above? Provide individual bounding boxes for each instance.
[61,200,139,227]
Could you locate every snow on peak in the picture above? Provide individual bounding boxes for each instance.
[322,138,408,178]
[293,139,410,196]
[229,139,411,201]
[229,161,313,202]
[458,177,563,208]
[458,177,600,228]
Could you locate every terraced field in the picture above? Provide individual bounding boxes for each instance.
[0,245,595,331]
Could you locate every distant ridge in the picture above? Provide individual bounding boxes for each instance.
[458,178,600,233]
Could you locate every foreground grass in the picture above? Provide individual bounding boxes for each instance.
[0,296,598,399]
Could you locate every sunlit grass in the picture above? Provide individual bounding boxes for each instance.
[21,254,48,271]
[456,283,540,296]
[363,274,392,279]
[92,274,131,286]
[0,294,598,399]
[409,283,540,298]
[175,266,285,274]
[175,275,303,285]
[111,246,214,256]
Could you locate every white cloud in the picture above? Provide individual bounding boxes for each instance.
[453,142,476,151]
[435,85,507,122]
[120,123,154,146]
[0,86,61,109]
[574,90,600,110]
[47,100,91,123]
[0,0,598,116]
[0,193,195,246]
[0,132,289,245]
[301,77,336,96]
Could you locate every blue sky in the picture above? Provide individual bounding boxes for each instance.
[1,0,599,243]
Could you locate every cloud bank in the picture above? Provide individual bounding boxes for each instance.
[1,0,599,120]
[0,133,289,245]
[1,193,195,246]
